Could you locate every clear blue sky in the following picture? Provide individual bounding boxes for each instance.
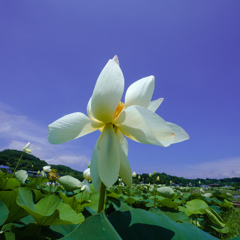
[1,1,240,179]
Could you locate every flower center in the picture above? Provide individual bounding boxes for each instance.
[114,101,124,119]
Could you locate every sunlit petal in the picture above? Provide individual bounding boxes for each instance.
[114,105,175,147]
[81,179,90,192]
[90,144,101,191]
[115,128,129,156]
[91,57,124,123]
[97,124,120,188]
[147,98,164,112]
[124,76,155,108]
[116,133,132,187]
[48,112,104,144]
[23,142,31,149]
[167,122,190,143]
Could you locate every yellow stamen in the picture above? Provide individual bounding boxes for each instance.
[114,101,125,119]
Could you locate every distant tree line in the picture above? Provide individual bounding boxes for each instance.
[1,149,240,186]
[133,172,240,187]
[0,149,83,181]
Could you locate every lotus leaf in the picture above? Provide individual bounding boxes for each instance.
[157,187,174,199]
[57,175,81,191]
[0,199,9,226]
[16,187,84,225]
[203,193,213,198]
[60,213,122,240]
[108,209,218,239]
[15,170,28,184]
[0,189,28,223]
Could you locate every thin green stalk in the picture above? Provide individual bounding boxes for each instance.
[98,182,106,213]
[153,184,156,207]
[13,153,24,174]
[49,181,52,195]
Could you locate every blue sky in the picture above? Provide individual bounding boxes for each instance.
[1,1,240,179]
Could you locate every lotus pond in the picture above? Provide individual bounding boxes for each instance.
[0,171,240,240]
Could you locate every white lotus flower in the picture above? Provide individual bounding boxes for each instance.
[81,179,90,192]
[22,142,32,153]
[83,168,91,181]
[48,56,189,191]
[43,166,51,173]
[40,170,46,177]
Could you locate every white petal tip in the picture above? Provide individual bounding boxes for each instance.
[112,55,119,65]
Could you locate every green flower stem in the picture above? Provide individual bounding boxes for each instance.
[13,153,24,174]
[153,184,156,207]
[49,181,52,195]
[98,182,106,213]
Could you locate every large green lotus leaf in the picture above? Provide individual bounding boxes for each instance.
[20,215,36,225]
[0,199,9,226]
[149,208,190,223]
[174,198,186,205]
[57,176,81,191]
[0,178,6,190]
[0,171,6,178]
[157,187,174,199]
[183,193,191,199]
[158,198,179,210]
[108,209,218,240]
[210,205,221,213]
[16,187,85,226]
[203,193,213,198]
[59,192,79,212]
[32,189,45,203]
[108,197,133,212]
[4,178,21,190]
[217,199,233,209]
[15,170,28,184]
[126,197,136,205]
[185,199,209,215]
[60,213,122,240]
[205,208,225,228]
[0,189,28,223]
[107,191,120,199]
[211,225,229,234]
[42,224,79,239]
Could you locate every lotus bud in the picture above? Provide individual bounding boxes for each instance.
[156,176,160,181]
[132,171,137,177]
[43,166,51,173]
[83,168,91,181]
[41,170,46,177]
[149,173,152,178]
[22,142,32,153]
[138,175,141,180]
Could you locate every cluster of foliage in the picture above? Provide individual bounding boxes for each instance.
[0,150,83,181]
[0,170,240,240]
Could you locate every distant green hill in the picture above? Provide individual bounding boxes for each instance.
[0,149,83,180]
[1,149,240,187]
